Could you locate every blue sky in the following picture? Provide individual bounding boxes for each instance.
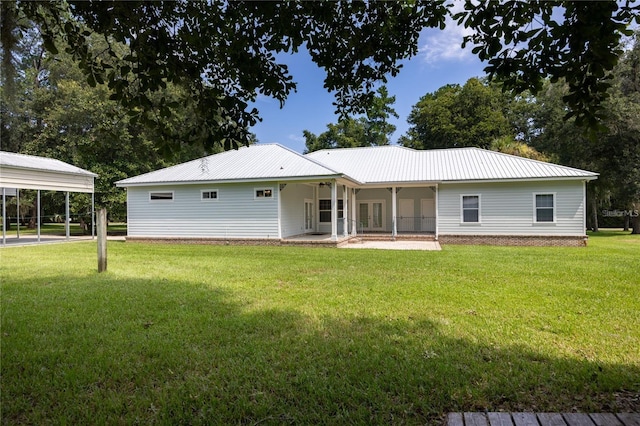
[250,21,488,154]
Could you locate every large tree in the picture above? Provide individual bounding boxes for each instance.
[304,86,397,153]
[2,1,638,151]
[399,78,514,150]
[1,28,215,220]
[530,33,640,234]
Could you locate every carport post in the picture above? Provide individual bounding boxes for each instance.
[91,192,95,239]
[65,191,70,240]
[2,188,5,245]
[37,190,41,242]
[16,189,20,239]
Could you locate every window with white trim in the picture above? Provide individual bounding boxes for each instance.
[201,190,218,201]
[535,193,555,222]
[149,191,173,201]
[461,195,480,223]
[319,199,344,223]
[255,188,273,199]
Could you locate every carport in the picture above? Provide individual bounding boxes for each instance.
[0,151,97,246]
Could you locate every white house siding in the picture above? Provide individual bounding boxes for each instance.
[437,180,587,236]
[279,183,315,238]
[126,182,280,238]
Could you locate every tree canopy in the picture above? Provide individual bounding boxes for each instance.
[303,86,397,153]
[2,1,639,151]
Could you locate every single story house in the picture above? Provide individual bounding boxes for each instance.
[115,144,598,246]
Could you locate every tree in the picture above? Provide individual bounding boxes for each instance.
[304,85,397,153]
[2,1,638,151]
[529,33,640,234]
[1,27,216,220]
[399,78,513,150]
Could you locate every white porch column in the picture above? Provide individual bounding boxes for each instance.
[314,184,319,231]
[434,184,439,240]
[392,186,397,239]
[2,188,5,245]
[351,188,357,236]
[342,185,348,237]
[65,191,70,240]
[37,190,41,242]
[330,180,337,241]
[16,189,20,239]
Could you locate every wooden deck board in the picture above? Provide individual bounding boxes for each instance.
[448,413,640,426]
[465,412,490,426]
[564,413,596,426]
[616,414,640,426]
[538,413,568,426]
[448,412,465,426]
[512,413,540,426]
[590,414,623,426]
[488,412,515,426]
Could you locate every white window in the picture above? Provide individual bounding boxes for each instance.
[319,199,344,223]
[534,193,555,223]
[149,191,173,201]
[255,188,273,199]
[201,190,218,201]
[461,195,480,223]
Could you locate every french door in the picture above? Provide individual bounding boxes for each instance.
[304,200,314,231]
[359,201,384,231]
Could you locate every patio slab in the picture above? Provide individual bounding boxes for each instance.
[343,240,441,250]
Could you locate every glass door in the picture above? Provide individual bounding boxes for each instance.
[359,201,385,231]
[304,201,313,231]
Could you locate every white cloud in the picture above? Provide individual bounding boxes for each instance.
[288,134,304,143]
[419,5,476,66]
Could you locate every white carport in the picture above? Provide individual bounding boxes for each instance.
[0,151,97,245]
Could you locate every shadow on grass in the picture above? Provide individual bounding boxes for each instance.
[2,275,638,425]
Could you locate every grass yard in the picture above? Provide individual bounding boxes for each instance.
[1,231,638,424]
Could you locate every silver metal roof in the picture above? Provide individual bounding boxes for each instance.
[306,146,598,184]
[116,144,598,188]
[116,144,343,186]
[0,151,97,177]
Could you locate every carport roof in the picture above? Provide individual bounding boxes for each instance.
[0,151,97,192]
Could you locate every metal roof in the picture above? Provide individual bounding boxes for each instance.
[116,144,343,186]
[0,151,97,177]
[116,144,598,188]
[306,146,598,184]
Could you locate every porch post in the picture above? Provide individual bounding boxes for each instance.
[342,185,348,237]
[16,189,20,239]
[434,184,439,240]
[314,184,319,231]
[37,190,41,242]
[392,186,397,239]
[351,188,357,236]
[65,191,70,240]
[2,188,5,245]
[330,180,337,241]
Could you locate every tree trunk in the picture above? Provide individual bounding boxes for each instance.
[623,214,630,232]
[591,200,599,232]
[632,215,640,235]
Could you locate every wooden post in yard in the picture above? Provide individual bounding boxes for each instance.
[97,208,107,272]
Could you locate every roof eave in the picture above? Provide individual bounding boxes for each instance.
[116,173,358,188]
[0,164,98,178]
[440,176,598,184]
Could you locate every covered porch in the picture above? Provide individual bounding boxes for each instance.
[280,180,438,242]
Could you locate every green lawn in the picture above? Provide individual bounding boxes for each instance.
[1,231,638,424]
